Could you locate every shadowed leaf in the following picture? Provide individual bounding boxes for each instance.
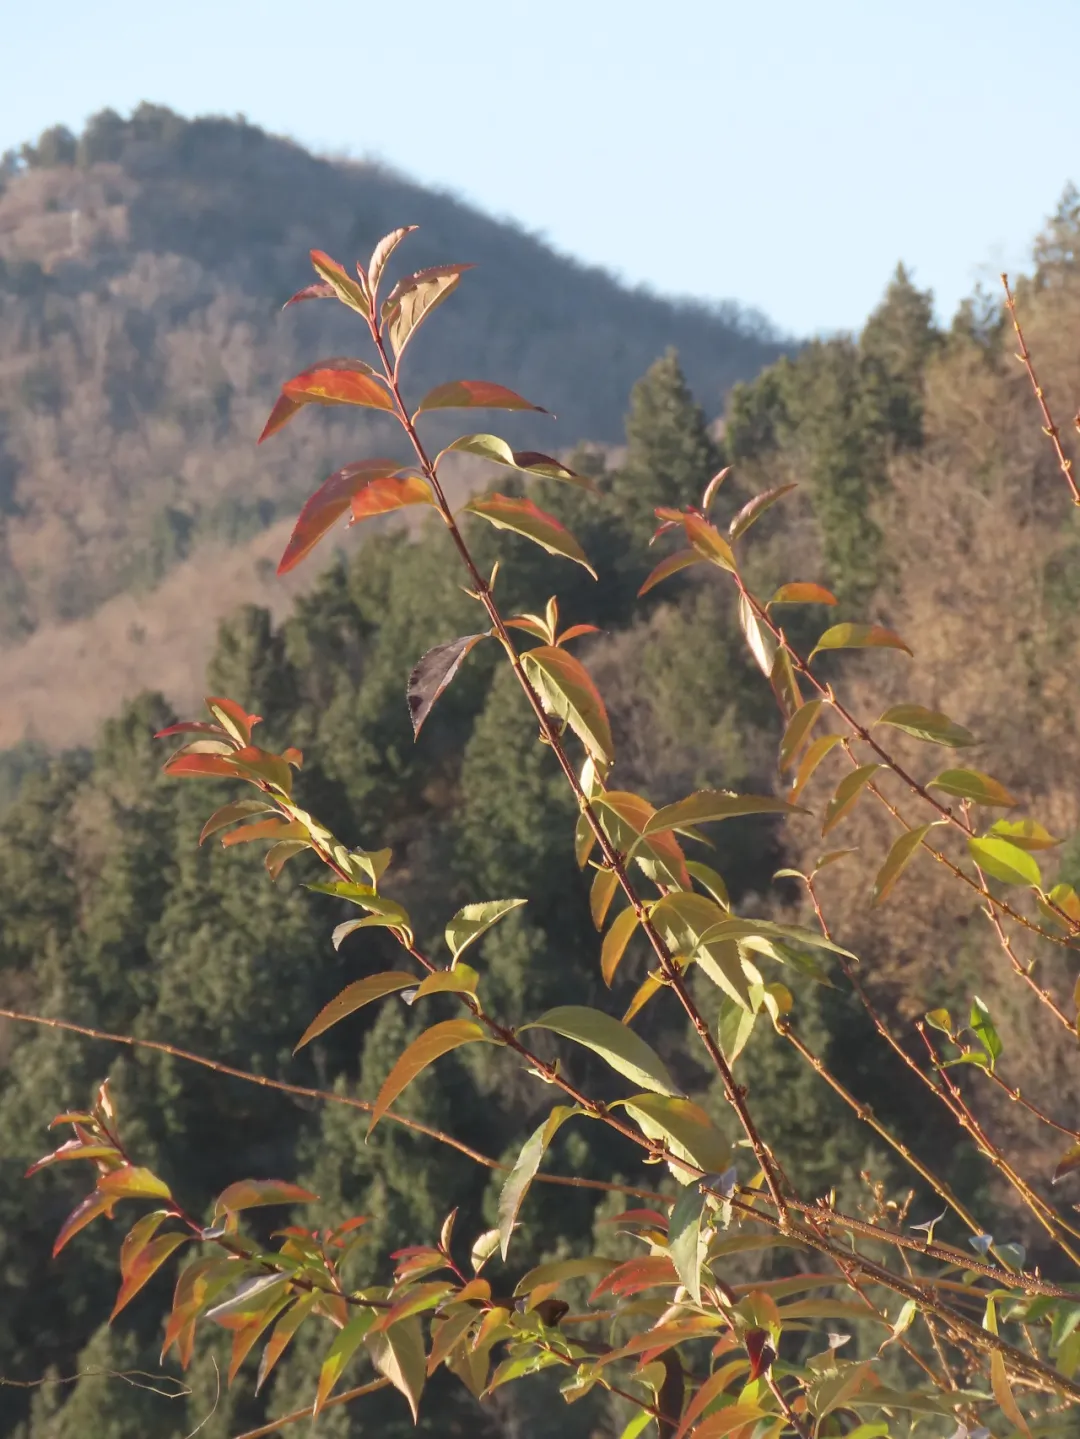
[645,791,802,836]
[367,1314,428,1419]
[623,1094,730,1177]
[779,700,824,773]
[498,1106,576,1259]
[407,634,488,737]
[872,824,937,904]
[214,1180,318,1218]
[522,646,613,764]
[790,732,843,801]
[822,765,882,835]
[199,799,273,845]
[878,704,975,747]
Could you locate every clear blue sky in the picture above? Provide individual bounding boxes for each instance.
[1,0,1076,336]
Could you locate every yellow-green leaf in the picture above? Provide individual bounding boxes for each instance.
[256,1291,316,1393]
[294,974,419,1052]
[810,623,912,659]
[497,1106,577,1259]
[465,493,595,575]
[683,513,736,572]
[822,765,882,836]
[872,824,936,904]
[409,965,479,1001]
[877,704,975,747]
[622,1094,730,1177]
[968,837,1042,887]
[314,1306,378,1415]
[367,1315,427,1420]
[369,1021,489,1134]
[928,768,1018,808]
[443,433,595,490]
[988,817,1061,851]
[514,1257,617,1297]
[523,1005,680,1097]
[445,898,526,961]
[522,646,613,764]
[790,733,843,801]
[779,700,824,773]
[644,791,802,836]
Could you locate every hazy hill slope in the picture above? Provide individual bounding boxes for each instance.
[0,104,786,654]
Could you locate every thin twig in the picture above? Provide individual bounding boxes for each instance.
[1001,273,1080,507]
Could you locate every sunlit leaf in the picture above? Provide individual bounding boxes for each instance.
[644,791,801,836]
[698,917,856,959]
[367,226,419,299]
[53,1191,118,1256]
[465,493,595,575]
[221,817,308,849]
[407,634,489,737]
[601,906,640,986]
[415,379,547,416]
[214,1180,319,1218]
[445,898,526,961]
[1038,882,1080,931]
[779,700,824,773]
[988,817,1061,851]
[277,462,426,575]
[622,1094,730,1177]
[367,1314,427,1420]
[967,837,1041,887]
[872,824,937,904]
[227,1287,293,1384]
[729,483,798,541]
[382,264,472,361]
[524,1005,680,1096]
[809,623,912,659]
[638,549,703,597]
[310,250,369,314]
[259,359,393,442]
[199,799,274,845]
[682,513,735,572]
[669,1181,708,1303]
[111,1232,188,1320]
[294,974,420,1052]
[1052,1144,1080,1185]
[769,582,838,606]
[283,280,335,308]
[969,996,1002,1071]
[314,1306,378,1415]
[498,1106,576,1259]
[822,764,882,835]
[738,592,778,675]
[877,704,975,747]
[590,867,619,929]
[98,1165,173,1202]
[790,733,843,801]
[442,433,595,489]
[522,646,614,764]
[370,1020,489,1133]
[408,965,479,1001]
[514,1257,617,1297]
[990,1350,1033,1439]
[931,765,1018,811]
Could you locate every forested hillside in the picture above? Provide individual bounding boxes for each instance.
[0,105,783,715]
[2,157,1080,1435]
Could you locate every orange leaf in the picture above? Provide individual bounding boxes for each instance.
[415,380,547,416]
[294,973,421,1052]
[682,514,735,572]
[638,549,702,596]
[259,358,393,442]
[277,460,418,575]
[351,474,433,524]
[769,582,837,606]
[591,1254,678,1300]
[213,1179,319,1219]
[111,1232,188,1319]
[256,1291,317,1393]
[53,1191,119,1256]
[601,907,640,986]
[163,753,245,781]
[465,493,595,576]
[369,1020,488,1135]
[97,1165,173,1201]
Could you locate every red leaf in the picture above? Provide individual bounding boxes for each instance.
[163,753,245,781]
[221,818,308,848]
[154,721,228,740]
[407,634,488,737]
[259,359,393,443]
[258,393,304,442]
[206,697,262,745]
[745,1329,776,1381]
[590,1255,677,1300]
[415,380,548,417]
[282,280,335,308]
[276,460,417,576]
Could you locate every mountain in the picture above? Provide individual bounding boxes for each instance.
[0,104,787,747]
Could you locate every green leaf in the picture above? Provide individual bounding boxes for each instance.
[668,1182,708,1304]
[407,633,489,739]
[213,1179,319,1218]
[648,891,754,1011]
[382,264,471,361]
[877,704,975,747]
[370,1020,489,1133]
[601,906,640,985]
[729,483,798,541]
[924,1008,952,1034]
[686,860,730,909]
[988,817,1062,851]
[442,433,596,490]
[524,1005,681,1096]
[367,1315,428,1421]
[790,733,843,801]
[779,700,824,773]
[822,765,882,835]
[872,823,937,904]
[809,623,912,659]
[718,996,757,1065]
[644,791,802,836]
[622,1093,731,1177]
[698,917,857,960]
[332,912,412,949]
[465,493,595,575]
[497,1106,577,1259]
[616,1409,654,1439]
[522,646,614,764]
[409,965,479,1001]
[929,768,1018,808]
[968,836,1042,887]
[970,996,1003,1070]
[314,1305,378,1415]
[445,898,527,961]
[415,379,547,417]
